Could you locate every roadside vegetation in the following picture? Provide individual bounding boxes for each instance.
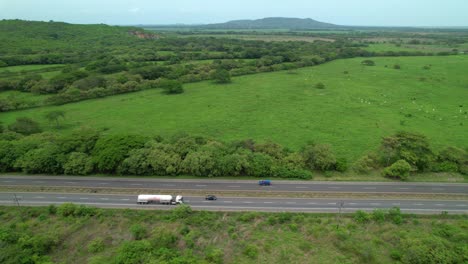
[0,205,466,264]
[0,124,466,180]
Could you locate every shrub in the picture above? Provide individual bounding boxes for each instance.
[47,204,57,215]
[388,207,403,225]
[162,80,184,94]
[315,82,325,89]
[212,69,231,84]
[371,209,386,223]
[393,64,401,69]
[361,60,376,66]
[243,244,259,259]
[383,160,412,180]
[88,238,105,253]
[16,143,66,174]
[57,203,78,217]
[302,143,337,171]
[205,248,224,264]
[171,204,193,219]
[130,224,147,240]
[354,210,371,224]
[353,155,376,174]
[8,117,42,135]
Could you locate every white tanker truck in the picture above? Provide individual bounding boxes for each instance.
[137,194,184,205]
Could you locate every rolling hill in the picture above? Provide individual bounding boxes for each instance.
[202,17,340,30]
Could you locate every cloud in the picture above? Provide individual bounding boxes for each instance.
[129,7,140,13]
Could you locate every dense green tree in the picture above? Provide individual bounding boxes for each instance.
[63,152,93,175]
[162,80,184,94]
[212,69,232,84]
[15,143,66,174]
[92,135,147,173]
[8,117,42,135]
[302,143,337,171]
[45,110,65,128]
[380,131,434,171]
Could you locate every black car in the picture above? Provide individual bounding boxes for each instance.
[205,195,217,200]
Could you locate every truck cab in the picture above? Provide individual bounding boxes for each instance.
[258,180,271,186]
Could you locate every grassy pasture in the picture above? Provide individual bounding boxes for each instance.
[363,43,458,53]
[178,34,335,42]
[0,56,467,162]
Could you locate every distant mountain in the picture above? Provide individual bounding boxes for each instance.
[201,17,340,30]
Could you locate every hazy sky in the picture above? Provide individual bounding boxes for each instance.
[0,0,467,26]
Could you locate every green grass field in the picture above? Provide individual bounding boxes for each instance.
[1,205,466,264]
[363,43,456,53]
[1,56,467,162]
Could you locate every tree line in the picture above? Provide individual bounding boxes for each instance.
[0,120,466,179]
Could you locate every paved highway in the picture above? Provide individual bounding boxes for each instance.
[0,192,467,214]
[1,176,467,195]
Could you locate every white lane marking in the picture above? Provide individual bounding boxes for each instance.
[264,202,273,204]
[435,204,445,206]
[413,203,424,206]
[327,203,336,205]
[101,198,109,200]
[130,184,142,186]
[57,197,67,199]
[196,185,207,187]
[296,187,308,189]
[98,183,108,185]
[308,202,317,205]
[121,199,130,201]
[228,185,240,188]
[456,204,467,207]
[80,198,89,200]
[65,182,77,184]
[243,202,253,204]
[33,181,45,183]
[34,196,45,199]
[392,203,400,206]
[349,203,357,205]
[223,201,232,203]
[286,202,296,204]
[163,184,175,186]
[370,203,381,206]
[363,187,376,190]
[328,187,341,189]
[399,188,410,190]
[2,180,14,183]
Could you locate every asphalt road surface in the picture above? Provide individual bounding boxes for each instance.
[0,192,467,214]
[1,176,467,195]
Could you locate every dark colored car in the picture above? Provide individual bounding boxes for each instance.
[259,180,272,186]
[205,195,217,200]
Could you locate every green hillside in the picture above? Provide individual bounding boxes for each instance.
[1,56,467,162]
[202,17,339,30]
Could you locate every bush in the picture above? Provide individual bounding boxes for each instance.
[302,143,337,171]
[212,69,231,84]
[8,117,42,135]
[205,248,224,264]
[371,209,386,223]
[353,155,376,174]
[354,210,371,224]
[393,64,401,69]
[130,224,147,240]
[162,80,184,94]
[315,82,325,89]
[57,203,78,217]
[171,204,193,219]
[243,244,259,259]
[88,238,105,253]
[361,60,376,66]
[388,207,403,225]
[16,143,66,174]
[383,160,412,180]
